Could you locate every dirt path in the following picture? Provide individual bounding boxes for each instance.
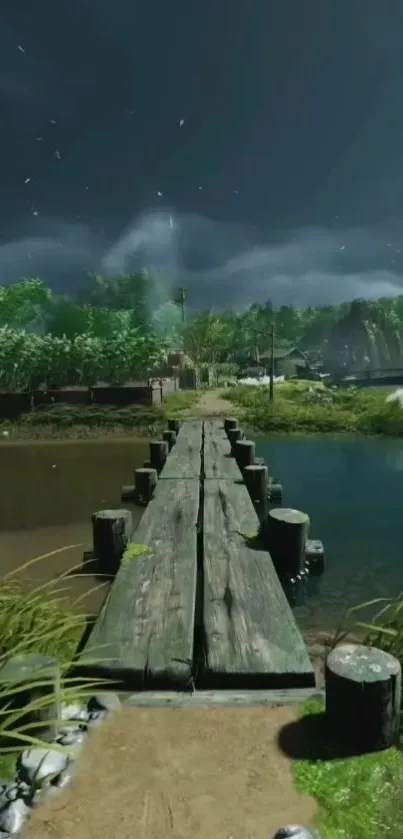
[191,388,236,416]
[26,706,317,839]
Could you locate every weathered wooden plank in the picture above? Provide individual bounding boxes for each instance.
[79,478,199,689]
[203,420,243,480]
[123,688,323,708]
[159,420,202,479]
[202,479,315,689]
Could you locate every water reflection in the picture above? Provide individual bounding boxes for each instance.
[256,436,403,633]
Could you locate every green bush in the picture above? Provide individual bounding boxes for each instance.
[225,382,403,436]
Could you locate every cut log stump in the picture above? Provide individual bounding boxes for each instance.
[149,439,169,474]
[92,509,132,576]
[167,418,180,434]
[224,417,238,434]
[0,654,61,746]
[227,427,242,451]
[264,508,309,576]
[244,464,269,512]
[326,643,401,752]
[135,467,158,505]
[162,429,177,451]
[234,439,256,471]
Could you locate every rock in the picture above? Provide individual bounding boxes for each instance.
[61,702,86,722]
[273,828,316,839]
[18,748,68,787]
[88,693,121,714]
[0,798,30,834]
[87,711,107,727]
[59,731,86,759]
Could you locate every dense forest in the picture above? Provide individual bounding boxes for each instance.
[1,273,403,388]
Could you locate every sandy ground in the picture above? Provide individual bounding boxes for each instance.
[26,706,317,839]
[191,388,235,416]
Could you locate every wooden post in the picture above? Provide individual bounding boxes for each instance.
[264,508,309,576]
[134,467,158,505]
[244,464,269,506]
[0,654,62,747]
[92,509,132,576]
[268,481,283,502]
[162,429,177,451]
[326,644,401,752]
[167,418,180,435]
[305,539,325,574]
[143,459,151,468]
[227,427,242,452]
[121,485,135,501]
[234,439,256,471]
[224,417,238,434]
[149,439,169,473]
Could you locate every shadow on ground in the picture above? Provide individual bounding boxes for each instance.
[277,711,370,761]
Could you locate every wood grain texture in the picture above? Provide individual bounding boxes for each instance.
[123,688,324,708]
[159,420,202,479]
[204,420,243,480]
[80,478,199,689]
[202,479,315,689]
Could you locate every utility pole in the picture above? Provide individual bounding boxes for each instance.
[178,287,186,323]
[269,321,275,403]
[250,322,276,403]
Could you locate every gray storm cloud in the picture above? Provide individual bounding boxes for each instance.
[0,210,402,309]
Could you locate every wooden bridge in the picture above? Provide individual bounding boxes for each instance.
[79,420,315,697]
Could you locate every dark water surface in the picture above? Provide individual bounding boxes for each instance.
[0,439,148,616]
[256,435,403,633]
[1,435,403,638]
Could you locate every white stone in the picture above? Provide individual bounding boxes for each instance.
[19,748,68,787]
[88,693,121,714]
[60,731,86,759]
[0,798,30,834]
[61,702,86,721]
[273,827,316,839]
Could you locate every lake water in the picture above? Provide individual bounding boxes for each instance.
[0,435,402,640]
[0,439,148,618]
[256,435,403,634]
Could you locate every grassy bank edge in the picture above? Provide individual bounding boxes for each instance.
[292,697,403,839]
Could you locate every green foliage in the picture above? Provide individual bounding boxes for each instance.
[0,327,168,389]
[0,279,52,330]
[226,382,403,436]
[293,699,403,839]
[0,547,112,766]
[121,544,151,566]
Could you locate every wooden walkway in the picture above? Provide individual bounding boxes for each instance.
[80,420,314,691]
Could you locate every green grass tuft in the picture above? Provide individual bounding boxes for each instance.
[293,699,403,839]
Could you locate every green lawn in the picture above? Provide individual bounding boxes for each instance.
[293,699,403,839]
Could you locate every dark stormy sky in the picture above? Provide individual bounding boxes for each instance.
[2,0,403,308]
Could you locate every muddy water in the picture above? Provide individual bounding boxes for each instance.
[0,439,148,616]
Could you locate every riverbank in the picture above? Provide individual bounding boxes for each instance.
[0,391,200,441]
[226,381,403,436]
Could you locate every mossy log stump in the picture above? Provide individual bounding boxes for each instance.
[0,654,62,746]
[264,508,309,576]
[326,644,401,752]
[92,509,132,576]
